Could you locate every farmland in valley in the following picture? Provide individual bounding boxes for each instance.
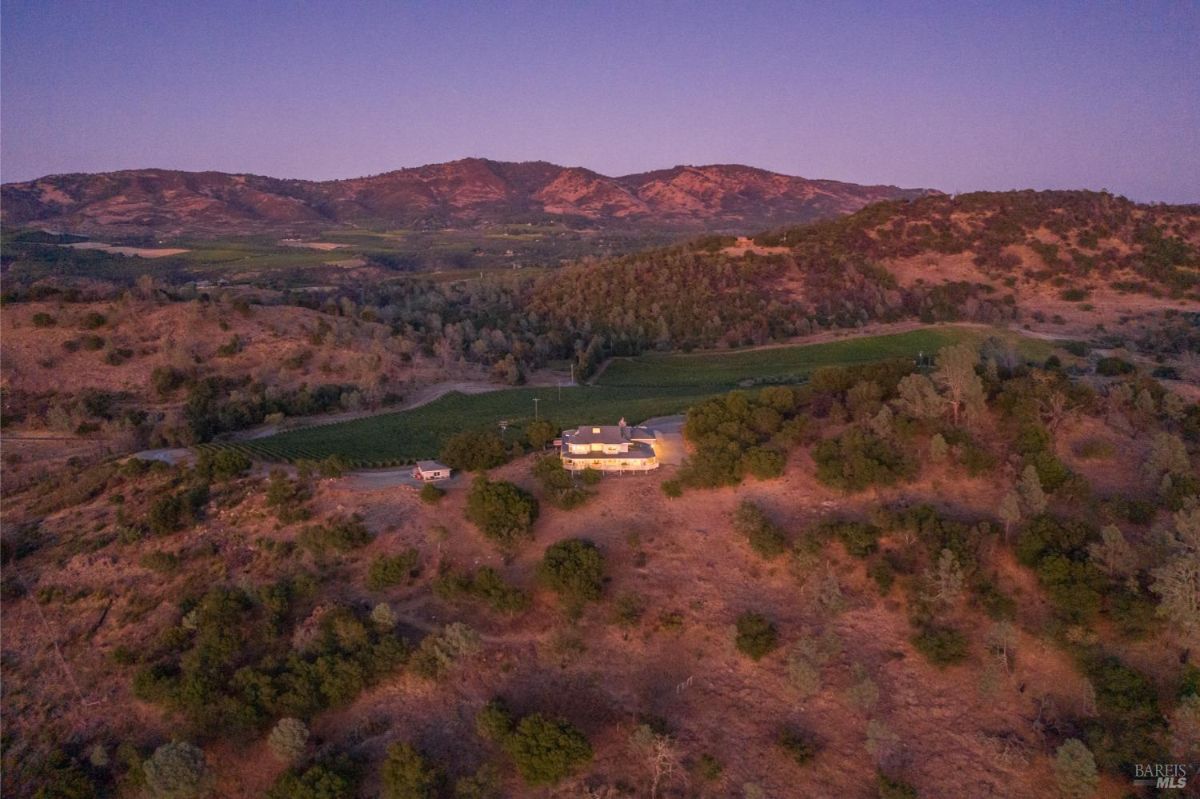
[228,325,1045,466]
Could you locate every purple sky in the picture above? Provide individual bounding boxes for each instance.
[2,1,1197,202]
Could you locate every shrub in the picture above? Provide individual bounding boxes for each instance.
[732,500,788,559]
[298,514,372,554]
[611,593,647,627]
[80,311,107,329]
[419,483,445,504]
[434,565,530,614]
[216,335,242,357]
[1073,437,1115,460]
[266,759,357,799]
[475,699,515,742]
[465,477,538,549]
[147,486,209,535]
[195,449,251,482]
[265,469,313,524]
[144,741,210,799]
[740,447,786,479]
[316,455,350,478]
[868,559,895,594]
[367,550,421,591]
[1079,653,1165,770]
[695,753,723,781]
[911,625,968,666]
[381,743,441,799]
[1096,357,1135,376]
[31,312,56,327]
[777,728,820,765]
[532,455,591,509]
[876,773,919,799]
[735,611,779,660]
[152,366,188,396]
[538,538,605,604]
[410,623,482,680]
[820,519,882,558]
[1016,514,1103,622]
[267,718,309,764]
[813,428,915,492]
[661,480,683,498]
[503,714,593,786]
[140,550,181,574]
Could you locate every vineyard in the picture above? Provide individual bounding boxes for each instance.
[200,326,1046,467]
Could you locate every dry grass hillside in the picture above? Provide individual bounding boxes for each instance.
[3,344,1196,798]
[0,298,464,486]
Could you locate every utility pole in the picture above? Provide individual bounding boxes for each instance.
[533,397,540,420]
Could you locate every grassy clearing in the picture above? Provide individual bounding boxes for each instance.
[231,325,1050,466]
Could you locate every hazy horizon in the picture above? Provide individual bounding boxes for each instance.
[2,1,1198,203]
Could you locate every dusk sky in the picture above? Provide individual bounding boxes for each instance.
[2,1,1197,202]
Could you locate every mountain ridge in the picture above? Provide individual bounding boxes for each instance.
[0,158,937,237]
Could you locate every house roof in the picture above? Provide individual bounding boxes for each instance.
[415,460,450,472]
[564,425,629,446]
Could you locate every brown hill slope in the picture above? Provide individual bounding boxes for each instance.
[0,159,934,236]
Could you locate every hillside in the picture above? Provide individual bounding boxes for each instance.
[528,190,1200,358]
[0,159,934,237]
[2,340,1197,798]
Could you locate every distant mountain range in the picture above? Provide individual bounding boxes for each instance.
[0,159,936,237]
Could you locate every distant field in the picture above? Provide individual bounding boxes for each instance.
[597,327,979,388]
[226,325,1047,466]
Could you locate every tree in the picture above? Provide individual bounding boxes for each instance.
[1169,694,1200,761]
[268,718,309,765]
[1088,525,1136,578]
[932,343,985,426]
[894,373,944,421]
[371,602,398,629]
[1152,503,1200,638]
[1052,739,1098,799]
[998,491,1022,542]
[929,548,965,610]
[629,724,683,799]
[144,741,210,799]
[381,743,441,799]
[440,430,511,472]
[1018,465,1047,516]
[1146,432,1190,484]
[538,538,605,604]
[503,714,593,786]
[929,433,949,463]
[465,477,538,549]
[735,612,779,660]
[525,419,558,450]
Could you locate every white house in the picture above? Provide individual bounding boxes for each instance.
[559,418,659,473]
[413,460,452,482]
